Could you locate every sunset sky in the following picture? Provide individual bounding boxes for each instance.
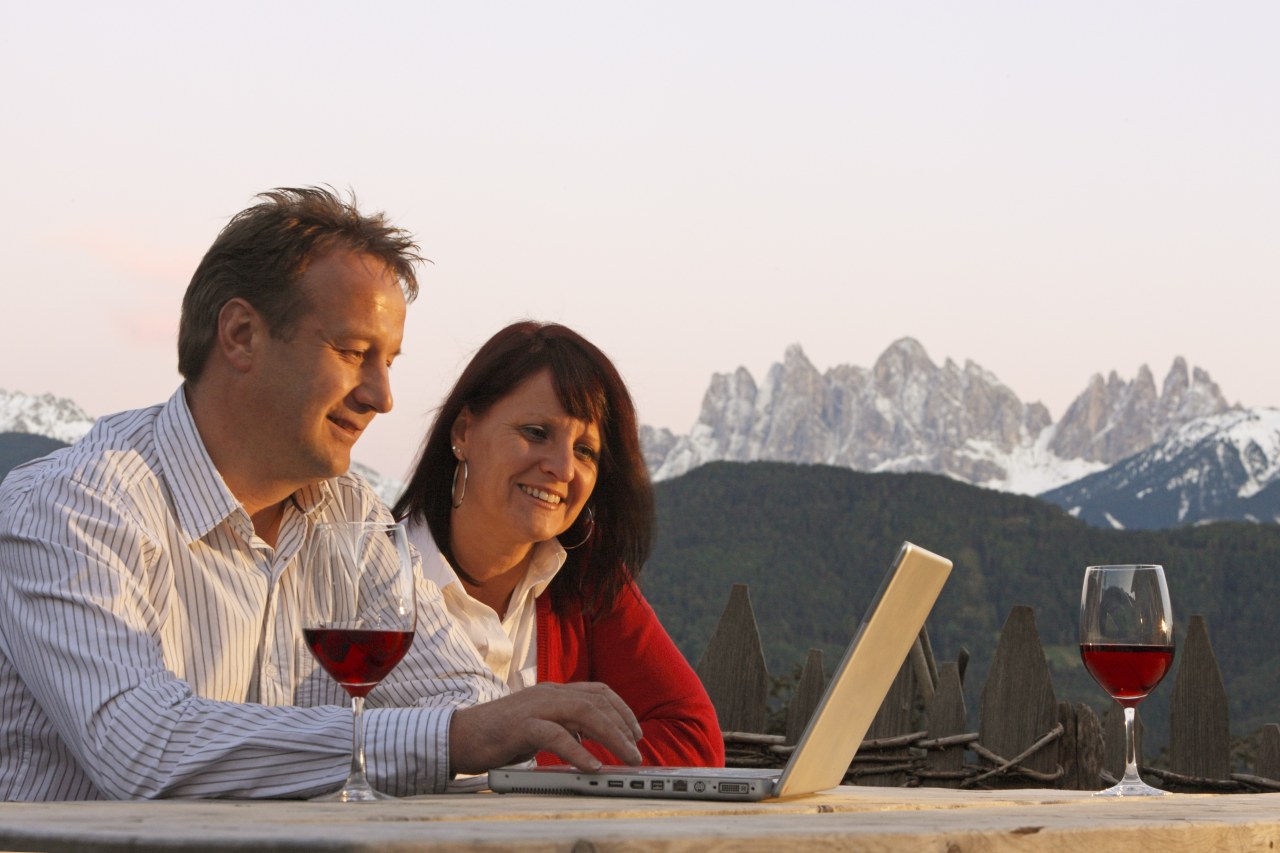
[3,2,1277,481]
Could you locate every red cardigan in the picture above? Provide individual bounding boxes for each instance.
[533,584,724,767]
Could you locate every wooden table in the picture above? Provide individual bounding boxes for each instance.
[3,786,1279,852]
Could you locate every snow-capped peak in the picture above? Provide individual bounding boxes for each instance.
[0,388,96,444]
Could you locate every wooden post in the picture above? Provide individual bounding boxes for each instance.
[978,606,1058,783]
[1256,724,1280,781]
[784,649,826,745]
[908,635,936,707]
[918,626,940,688]
[922,661,968,788]
[696,584,768,734]
[1168,614,1230,780]
[1059,702,1104,790]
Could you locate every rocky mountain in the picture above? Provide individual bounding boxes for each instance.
[0,388,403,505]
[0,389,96,444]
[1048,359,1232,463]
[1041,408,1280,529]
[645,339,1233,495]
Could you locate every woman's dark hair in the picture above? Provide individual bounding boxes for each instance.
[393,321,654,615]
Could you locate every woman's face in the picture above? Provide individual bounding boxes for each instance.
[451,368,602,550]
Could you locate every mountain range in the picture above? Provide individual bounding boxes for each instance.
[0,389,96,444]
[1042,408,1280,529]
[641,339,1280,528]
[7,335,1280,530]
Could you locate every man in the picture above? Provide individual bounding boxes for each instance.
[0,188,641,800]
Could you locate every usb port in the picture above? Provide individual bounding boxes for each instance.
[630,780,644,789]
[607,780,623,788]
[673,780,688,792]
[651,781,665,791]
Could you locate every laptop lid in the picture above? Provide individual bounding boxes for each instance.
[773,540,952,797]
[490,541,952,800]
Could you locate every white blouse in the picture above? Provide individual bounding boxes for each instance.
[406,520,566,692]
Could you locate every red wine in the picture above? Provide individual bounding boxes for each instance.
[304,628,415,698]
[1080,643,1174,707]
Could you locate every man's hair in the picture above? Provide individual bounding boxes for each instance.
[177,186,424,382]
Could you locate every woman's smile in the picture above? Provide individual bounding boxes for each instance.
[519,484,564,506]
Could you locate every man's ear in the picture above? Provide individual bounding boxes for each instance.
[450,409,473,458]
[216,298,263,373]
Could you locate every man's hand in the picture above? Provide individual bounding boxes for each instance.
[449,682,643,774]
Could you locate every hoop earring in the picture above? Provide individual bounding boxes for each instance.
[451,458,468,508]
[560,505,595,551]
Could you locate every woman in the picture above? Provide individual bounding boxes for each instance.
[394,321,723,767]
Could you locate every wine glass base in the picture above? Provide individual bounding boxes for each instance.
[312,779,395,802]
[1093,778,1169,797]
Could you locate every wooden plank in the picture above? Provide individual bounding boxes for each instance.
[1060,702,1104,791]
[918,624,940,688]
[978,606,1058,782]
[1257,724,1280,781]
[923,661,968,788]
[1057,702,1078,790]
[695,584,768,733]
[1168,614,1230,780]
[6,788,1280,852]
[908,636,936,707]
[784,648,826,745]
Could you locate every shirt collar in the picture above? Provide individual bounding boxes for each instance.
[155,385,335,543]
[520,539,567,600]
[154,387,242,543]
[418,531,567,600]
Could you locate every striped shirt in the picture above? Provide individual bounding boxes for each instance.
[0,388,507,800]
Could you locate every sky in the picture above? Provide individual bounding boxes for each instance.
[3,2,1277,482]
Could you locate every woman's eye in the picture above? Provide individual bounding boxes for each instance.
[575,445,600,463]
[520,425,548,441]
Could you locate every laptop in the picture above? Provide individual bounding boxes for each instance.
[490,541,953,801]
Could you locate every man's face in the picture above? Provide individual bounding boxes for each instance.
[250,249,407,487]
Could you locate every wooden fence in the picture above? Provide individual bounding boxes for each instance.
[697,584,1280,792]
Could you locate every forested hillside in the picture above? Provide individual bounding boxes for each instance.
[643,461,1280,741]
[0,433,66,481]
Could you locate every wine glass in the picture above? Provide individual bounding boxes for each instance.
[1079,564,1174,797]
[301,521,417,802]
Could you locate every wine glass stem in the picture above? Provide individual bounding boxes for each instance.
[350,695,369,784]
[1122,705,1140,782]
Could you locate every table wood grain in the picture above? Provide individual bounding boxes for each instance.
[3,786,1279,852]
